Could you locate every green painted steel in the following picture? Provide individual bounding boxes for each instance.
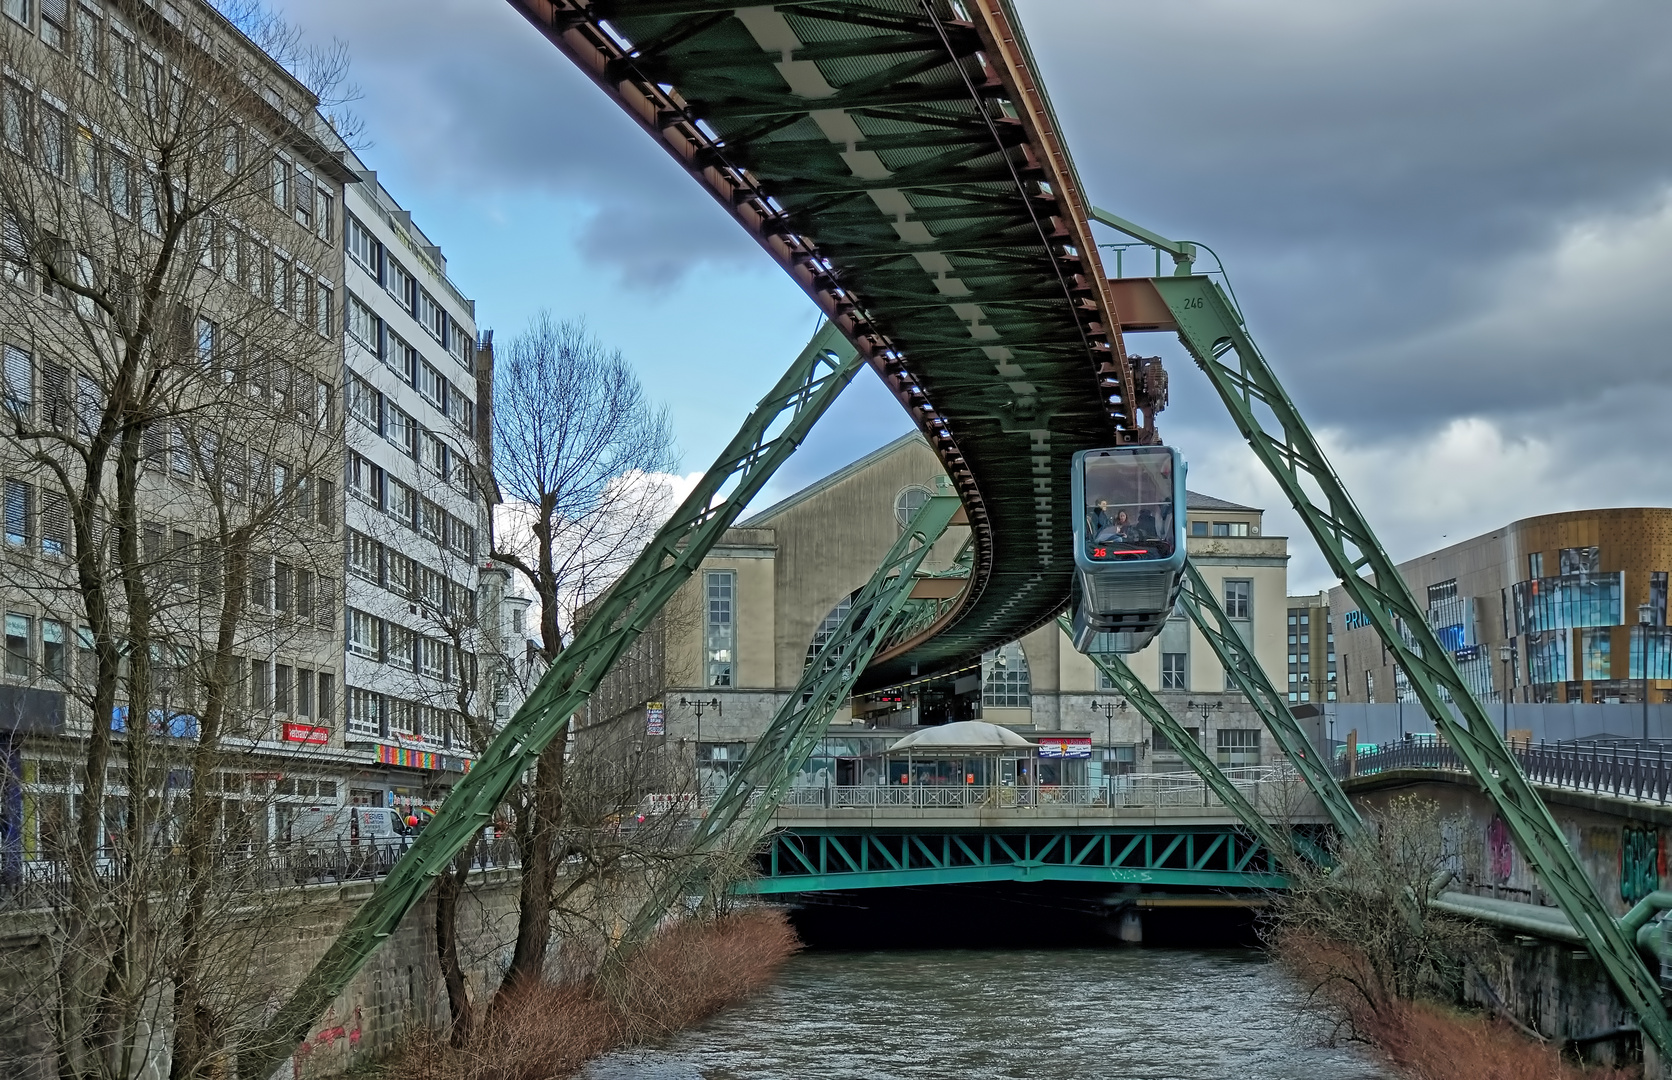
[1150,273,1672,1057]
[1065,617,1297,867]
[241,325,862,1080]
[1176,562,1364,842]
[507,0,1152,696]
[749,826,1285,893]
[1088,205,1197,272]
[619,494,961,949]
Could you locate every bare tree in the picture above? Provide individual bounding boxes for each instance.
[1267,795,1496,1043]
[0,4,351,1077]
[486,313,677,992]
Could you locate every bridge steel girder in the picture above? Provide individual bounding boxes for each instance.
[1176,561,1365,843]
[1148,273,1672,1057]
[750,826,1285,894]
[618,494,964,951]
[240,324,863,1080]
[1064,616,1299,868]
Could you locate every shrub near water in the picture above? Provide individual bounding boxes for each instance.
[403,909,801,1080]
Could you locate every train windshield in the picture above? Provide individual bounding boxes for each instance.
[1082,447,1176,561]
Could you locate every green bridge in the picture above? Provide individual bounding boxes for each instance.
[748,825,1288,894]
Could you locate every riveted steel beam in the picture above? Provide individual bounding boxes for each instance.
[1065,617,1299,867]
[240,324,863,1080]
[1149,272,1672,1057]
[1177,561,1364,842]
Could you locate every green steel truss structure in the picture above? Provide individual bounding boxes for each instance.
[750,825,1284,893]
[1145,272,1672,1055]
[241,325,862,1080]
[1065,616,1297,868]
[619,494,962,949]
[1176,562,1364,842]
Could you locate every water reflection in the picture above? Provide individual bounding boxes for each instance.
[587,948,1389,1079]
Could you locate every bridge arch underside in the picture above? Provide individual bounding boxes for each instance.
[747,826,1294,894]
[512,0,1153,688]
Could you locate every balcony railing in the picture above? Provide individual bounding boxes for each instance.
[1333,738,1672,805]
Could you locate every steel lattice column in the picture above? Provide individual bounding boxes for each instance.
[618,494,962,952]
[241,324,863,1080]
[1151,273,1672,1056]
[1062,616,1298,868]
[1176,561,1364,842]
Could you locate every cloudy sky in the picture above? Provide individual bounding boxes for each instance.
[274,0,1672,591]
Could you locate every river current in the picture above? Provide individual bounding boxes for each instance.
[585,948,1391,1079]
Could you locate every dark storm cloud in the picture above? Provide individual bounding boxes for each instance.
[278,0,757,284]
[1017,0,1672,432]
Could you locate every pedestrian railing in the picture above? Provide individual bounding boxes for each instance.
[774,767,1303,813]
[0,835,521,913]
[1333,738,1672,805]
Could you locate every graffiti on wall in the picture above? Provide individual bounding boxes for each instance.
[1486,816,1514,883]
[1622,826,1660,905]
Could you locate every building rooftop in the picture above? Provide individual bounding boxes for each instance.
[1187,491,1260,513]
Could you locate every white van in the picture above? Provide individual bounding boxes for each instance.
[289,805,408,850]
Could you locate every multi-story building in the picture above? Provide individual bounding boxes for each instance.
[1331,508,1672,707]
[0,0,359,855]
[336,147,491,816]
[1285,592,1338,705]
[586,433,1295,793]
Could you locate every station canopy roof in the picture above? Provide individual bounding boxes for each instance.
[888,720,1033,753]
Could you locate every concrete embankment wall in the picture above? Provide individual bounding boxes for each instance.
[0,869,527,1080]
[1348,774,1672,1069]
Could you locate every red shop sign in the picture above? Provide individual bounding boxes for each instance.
[281,722,331,745]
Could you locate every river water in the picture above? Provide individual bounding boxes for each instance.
[586,948,1391,1079]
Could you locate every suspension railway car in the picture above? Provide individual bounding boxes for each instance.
[1068,446,1188,654]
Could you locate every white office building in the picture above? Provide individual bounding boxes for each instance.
[337,151,491,815]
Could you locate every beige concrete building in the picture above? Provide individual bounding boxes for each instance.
[591,433,1297,789]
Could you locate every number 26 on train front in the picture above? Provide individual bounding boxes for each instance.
[1069,446,1188,655]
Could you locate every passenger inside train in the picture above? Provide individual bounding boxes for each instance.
[1081,447,1176,560]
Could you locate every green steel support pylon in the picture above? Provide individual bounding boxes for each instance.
[619,495,961,951]
[241,323,863,1080]
[1061,616,1297,869]
[1150,273,1672,1056]
[1176,561,1364,843]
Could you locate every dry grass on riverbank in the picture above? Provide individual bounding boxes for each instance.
[402,909,801,1080]
[1274,930,1638,1080]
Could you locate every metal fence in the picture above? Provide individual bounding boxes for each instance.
[1333,738,1672,805]
[0,836,521,913]
[775,768,1301,812]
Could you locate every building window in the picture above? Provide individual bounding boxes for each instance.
[1581,627,1611,681]
[805,594,852,669]
[982,640,1030,708]
[346,215,379,274]
[1152,725,1198,756]
[347,293,379,351]
[1212,522,1248,537]
[5,613,29,676]
[346,372,379,430]
[1161,653,1186,690]
[1560,547,1600,575]
[1223,578,1251,621]
[1511,572,1622,634]
[1217,728,1261,767]
[894,485,932,530]
[41,619,64,678]
[1190,521,1208,537]
[704,570,734,688]
[348,609,382,660]
[4,479,30,546]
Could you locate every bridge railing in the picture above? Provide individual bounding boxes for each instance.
[0,836,522,914]
[774,767,1307,814]
[1333,738,1672,805]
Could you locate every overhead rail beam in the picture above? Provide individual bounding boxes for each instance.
[617,494,962,953]
[506,0,1161,694]
[1176,561,1364,842]
[1140,271,1672,1057]
[1088,205,1196,274]
[241,324,864,1080]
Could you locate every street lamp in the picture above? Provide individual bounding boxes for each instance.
[1089,698,1128,794]
[1183,700,1223,757]
[679,696,720,796]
